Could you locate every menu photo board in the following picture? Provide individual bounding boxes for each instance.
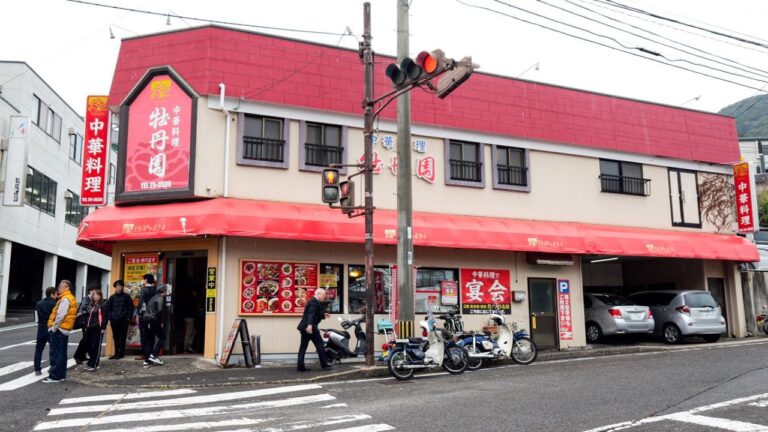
[240,260,318,316]
[123,254,160,346]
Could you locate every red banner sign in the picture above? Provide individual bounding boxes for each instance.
[80,96,109,206]
[124,74,193,193]
[239,260,318,315]
[734,162,756,234]
[460,268,511,314]
[557,280,573,341]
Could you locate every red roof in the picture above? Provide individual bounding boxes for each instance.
[109,25,739,165]
[78,198,758,262]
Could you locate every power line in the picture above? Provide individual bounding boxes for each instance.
[65,0,351,37]
[556,0,768,80]
[732,89,767,118]
[487,0,768,86]
[599,0,768,50]
[455,0,768,93]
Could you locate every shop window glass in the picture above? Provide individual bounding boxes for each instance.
[348,265,390,314]
[415,268,459,314]
[24,166,56,216]
[319,263,344,314]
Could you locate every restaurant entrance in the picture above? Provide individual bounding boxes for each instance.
[165,252,207,354]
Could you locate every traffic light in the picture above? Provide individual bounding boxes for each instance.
[322,169,340,204]
[385,49,450,90]
[434,57,476,99]
[339,180,355,214]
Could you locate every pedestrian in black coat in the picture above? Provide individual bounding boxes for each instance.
[106,280,133,360]
[296,288,332,372]
[33,287,58,376]
[83,289,108,371]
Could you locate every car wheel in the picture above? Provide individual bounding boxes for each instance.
[663,324,682,344]
[702,334,720,343]
[586,322,602,343]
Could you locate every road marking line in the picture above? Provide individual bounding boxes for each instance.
[0,322,37,332]
[325,424,395,432]
[34,394,336,430]
[685,393,768,414]
[215,414,374,432]
[0,361,34,377]
[48,384,323,415]
[0,359,75,391]
[0,340,35,351]
[87,417,275,432]
[60,389,198,405]
[665,413,768,431]
[322,403,349,409]
[749,400,768,408]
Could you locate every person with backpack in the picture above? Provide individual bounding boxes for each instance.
[106,280,132,360]
[33,287,57,376]
[82,288,108,372]
[137,274,157,361]
[140,285,167,367]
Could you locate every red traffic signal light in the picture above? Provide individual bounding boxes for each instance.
[416,49,446,75]
[339,180,355,214]
[385,49,448,90]
[322,169,340,204]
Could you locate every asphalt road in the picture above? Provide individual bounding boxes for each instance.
[1,323,768,431]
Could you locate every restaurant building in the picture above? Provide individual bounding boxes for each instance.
[77,25,758,360]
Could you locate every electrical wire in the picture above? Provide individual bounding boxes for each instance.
[599,0,768,50]
[65,0,351,37]
[731,87,768,118]
[552,0,768,80]
[489,0,768,86]
[454,0,768,93]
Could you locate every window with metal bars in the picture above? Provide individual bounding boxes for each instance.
[305,122,343,167]
[449,140,482,182]
[242,115,285,163]
[599,159,650,196]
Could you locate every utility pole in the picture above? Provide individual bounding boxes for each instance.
[396,0,415,337]
[361,2,376,367]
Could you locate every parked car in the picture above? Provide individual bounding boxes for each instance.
[584,293,655,343]
[627,290,726,344]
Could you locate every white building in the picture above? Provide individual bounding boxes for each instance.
[0,61,112,322]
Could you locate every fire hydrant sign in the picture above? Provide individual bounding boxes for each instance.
[460,268,511,314]
[81,96,109,206]
[558,280,574,341]
[733,162,757,234]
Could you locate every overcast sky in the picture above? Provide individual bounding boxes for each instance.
[2,0,767,117]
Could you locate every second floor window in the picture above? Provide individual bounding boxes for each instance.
[25,166,57,216]
[496,146,527,187]
[449,140,482,182]
[305,123,343,167]
[243,115,285,163]
[69,133,83,164]
[65,190,86,226]
[32,95,62,143]
[599,159,650,196]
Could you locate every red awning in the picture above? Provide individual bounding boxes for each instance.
[77,198,758,262]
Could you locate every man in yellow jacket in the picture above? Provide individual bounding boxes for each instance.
[43,280,78,383]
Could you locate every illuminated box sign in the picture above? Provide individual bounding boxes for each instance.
[116,67,197,203]
[81,96,110,206]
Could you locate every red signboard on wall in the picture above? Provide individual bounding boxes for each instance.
[558,279,574,341]
[117,67,197,203]
[460,268,511,314]
[80,96,110,206]
[239,260,318,316]
[734,162,757,234]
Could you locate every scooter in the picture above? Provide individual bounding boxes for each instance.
[386,303,468,380]
[321,315,366,366]
[456,312,538,370]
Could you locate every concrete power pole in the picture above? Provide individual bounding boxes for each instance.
[396,0,415,336]
[362,2,376,366]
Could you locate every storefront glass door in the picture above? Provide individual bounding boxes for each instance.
[528,278,558,350]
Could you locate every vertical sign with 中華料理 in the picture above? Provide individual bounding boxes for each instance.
[733,162,758,234]
[206,267,216,313]
[460,268,511,314]
[557,280,574,341]
[3,116,29,206]
[80,96,110,206]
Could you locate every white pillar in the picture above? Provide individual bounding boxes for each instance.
[0,240,12,323]
[101,269,110,296]
[75,263,88,301]
[42,254,58,298]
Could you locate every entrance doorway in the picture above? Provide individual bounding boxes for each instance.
[165,253,207,355]
[528,278,558,350]
[707,277,728,334]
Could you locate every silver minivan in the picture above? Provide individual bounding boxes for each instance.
[627,290,726,344]
[584,293,654,343]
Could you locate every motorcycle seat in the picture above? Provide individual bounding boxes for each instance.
[407,338,423,344]
[328,329,351,339]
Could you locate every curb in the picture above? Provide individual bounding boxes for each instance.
[67,338,768,389]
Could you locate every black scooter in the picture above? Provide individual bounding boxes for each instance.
[321,315,366,365]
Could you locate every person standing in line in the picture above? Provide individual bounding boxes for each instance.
[83,289,108,372]
[74,286,97,365]
[137,274,157,361]
[141,285,167,367]
[296,288,333,372]
[106,280,132,360]
[33,287,57,376]
[182,290,201,353]
[43,280,78,384]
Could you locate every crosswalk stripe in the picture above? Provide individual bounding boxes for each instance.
[326,425,396,432]
[110,414,374,432]
[48,384,323,415]
[34,393,336,430]
[59,389,198,405]
[0,340,35,351]
[87,417,275,432]
[665,413,768,431]
[0,361,34,377]
[0,359,75,391]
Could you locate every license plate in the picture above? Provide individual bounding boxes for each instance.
[700,312,715,318]
[630,313,644,321]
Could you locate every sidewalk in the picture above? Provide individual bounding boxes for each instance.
[69,337,768,389]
